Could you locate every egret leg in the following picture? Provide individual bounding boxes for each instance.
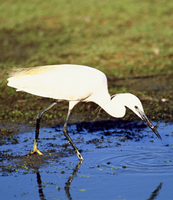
[63,101,84,160]
[29,102,58,155]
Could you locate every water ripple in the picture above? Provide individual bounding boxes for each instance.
[91,149,173,174]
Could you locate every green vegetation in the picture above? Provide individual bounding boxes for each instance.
[0,0,173,125]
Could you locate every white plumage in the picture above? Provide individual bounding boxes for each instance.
[8,65,106,100]
[7,64,161,160]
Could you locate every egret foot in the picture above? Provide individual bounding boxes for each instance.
[27,139,43,156]
[28,149,43,156]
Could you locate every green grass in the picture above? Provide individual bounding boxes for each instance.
[1,0,173,74]
[0,0,173,124]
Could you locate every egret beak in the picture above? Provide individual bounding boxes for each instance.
[135,107,162,140]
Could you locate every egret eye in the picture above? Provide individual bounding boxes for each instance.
[135,106,138,109]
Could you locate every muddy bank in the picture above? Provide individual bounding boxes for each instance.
[1,73,173,136]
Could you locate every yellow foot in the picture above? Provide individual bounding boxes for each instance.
[27,149,43,156]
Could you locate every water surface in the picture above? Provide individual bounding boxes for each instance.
[0,121,173,199]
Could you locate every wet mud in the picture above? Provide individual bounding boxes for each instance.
[0,119,172,172]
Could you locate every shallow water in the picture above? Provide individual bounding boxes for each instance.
[0,120,173,200]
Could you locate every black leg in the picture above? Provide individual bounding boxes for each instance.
[35,102,57,144]
[30,102,57,155]
[63,107,84,160]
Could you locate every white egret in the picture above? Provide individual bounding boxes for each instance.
[7,64,162,160]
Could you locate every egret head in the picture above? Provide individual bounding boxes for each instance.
[112,93,162,140]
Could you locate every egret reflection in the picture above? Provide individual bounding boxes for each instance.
[35,161,162,200]
[35,160,83,200]
[146,182,163,200]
